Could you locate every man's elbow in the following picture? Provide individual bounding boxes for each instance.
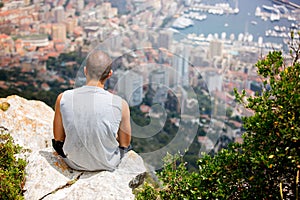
[123,138,131,148]
[119,132,131,147]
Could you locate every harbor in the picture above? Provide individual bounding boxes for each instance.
[172,0,300,47]
[272,0,300,10]
[255,3,299,22]
[187,3,239,15]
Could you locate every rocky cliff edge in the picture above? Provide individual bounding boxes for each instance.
[0,95,146,200]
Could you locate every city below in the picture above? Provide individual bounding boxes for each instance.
[0,0,299,155]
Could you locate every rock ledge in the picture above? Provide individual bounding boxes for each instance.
[0,95,147,200]
[24,148,146,200]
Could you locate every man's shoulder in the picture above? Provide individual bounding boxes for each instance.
[62,88,73,95]
[109,92,125,106]
[59,88,76,102]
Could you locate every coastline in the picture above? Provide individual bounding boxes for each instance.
[174,0,299,45]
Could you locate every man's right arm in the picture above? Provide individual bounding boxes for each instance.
[117,99,131,148]
[53,93,65,142]
[52,93,66,157]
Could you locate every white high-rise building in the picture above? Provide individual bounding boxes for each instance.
[205,71,222,92]
[117,70,143,106]
[158,30,173,49]
[52,23,66,42]
[149,68,169,91]
[76,0,84,11]
[172,44,190,87]
[209,40,223,59]
[54,6,65,23]
[109,30,122,52]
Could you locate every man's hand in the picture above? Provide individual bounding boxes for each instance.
[52,139,66,158]
[119,144,133,159]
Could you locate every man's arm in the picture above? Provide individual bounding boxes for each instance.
[53,93,65,142]
[117,99,131,148]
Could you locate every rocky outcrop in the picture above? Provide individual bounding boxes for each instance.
[0,95,54,151]
[24,148,146,200]
[0,95,147,200]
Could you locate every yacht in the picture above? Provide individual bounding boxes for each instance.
[251,20,257,25]
[270,13,280,21]
[288,16,296,21]
[172,17,194,29]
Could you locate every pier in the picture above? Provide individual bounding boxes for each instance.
[272,0,300,10]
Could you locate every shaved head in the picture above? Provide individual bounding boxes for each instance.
[86,50,112,81]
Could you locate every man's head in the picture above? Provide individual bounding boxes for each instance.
[85,50,112,83]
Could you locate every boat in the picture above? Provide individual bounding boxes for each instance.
[290,23,298,29]
[261,14,268,21]
[251,20,257,25]
[273,4,288,14]
[195,14,207,21]
[274,25,286,32]
[288,16,296,21]
[270,13,280,21]
[262,5,277,13]
[255,6,261,16]
[172,17,194,29]
[208,8,224,15]
[234,8,239,14]
[184,12,207,21]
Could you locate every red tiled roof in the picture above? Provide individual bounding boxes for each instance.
[228,120,242,128]
[0,81,8,89]
[66,2,73,10]
[140,104,150,113]
[0,34,9,39]
[47,52,59,58]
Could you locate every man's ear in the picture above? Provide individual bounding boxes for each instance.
[108,70,113,78]
[84,66,87,77]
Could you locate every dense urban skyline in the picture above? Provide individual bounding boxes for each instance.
[0,0,299,155]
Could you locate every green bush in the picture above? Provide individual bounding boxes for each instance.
[135,33,300,199]
[0,131,26,200]
[134,182,158,200]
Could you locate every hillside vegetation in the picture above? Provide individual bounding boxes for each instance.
[0,128,26,200]
[134,33,300,199]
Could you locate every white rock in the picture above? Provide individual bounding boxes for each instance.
[0,95,54,151]
[24,148,146,200]
[0,95,147,199]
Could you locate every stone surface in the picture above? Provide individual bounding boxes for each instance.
[0,95,147,200]
[24,148,146,200]
[0,95,54,151]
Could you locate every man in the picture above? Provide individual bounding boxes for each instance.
[52,50,131,171]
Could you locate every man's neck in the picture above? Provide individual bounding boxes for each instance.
[86,80,105,88]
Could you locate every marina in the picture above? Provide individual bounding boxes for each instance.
[272,0,300,10]
[182,11,207,21]
[187,2,239,15]
[255,4,298,22]
[173,0,300,47]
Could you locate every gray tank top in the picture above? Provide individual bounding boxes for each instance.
[60,86,122,171]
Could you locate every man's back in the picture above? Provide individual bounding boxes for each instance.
[60,85,122,171]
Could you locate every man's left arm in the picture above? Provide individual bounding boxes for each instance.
[117,99,131,148]
[117,99,132,158]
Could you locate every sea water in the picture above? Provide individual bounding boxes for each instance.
[177,0,299,44]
